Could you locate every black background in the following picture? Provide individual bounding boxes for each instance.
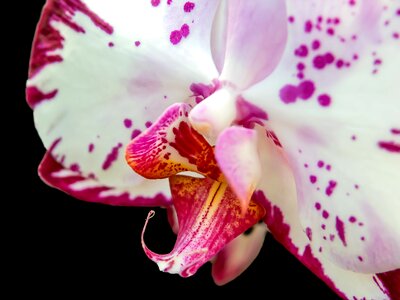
[15,1,340,297]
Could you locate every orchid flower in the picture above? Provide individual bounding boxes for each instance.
[27,0,400,298]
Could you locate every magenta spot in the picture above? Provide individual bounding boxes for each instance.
[324,53,335,64]
[351,135,357,141]
[88,143,95,153]
[102,143,123,170]
[358,222,364,227]
[317,160,324,168]
[108,42,114,47]
[391,128,400,135]
[131,129,142,139]
[326,28,335,35]
[397,9,400,16]
[180,24,190,38]
[279,85,298,104]
[304,20,313,33]
[167,0,172,4]
[333,18,340,25]
[145,121,153,128]
[349,216,357,223]
[322,210,330,219]
[374,59,382,65]
[295,45,308,57]
[393,32,399,39]
[318,94,332,107]
[26,87,58,109]
[335,217,347,246]
[315,202,321,210]
[304,163,309,168]
[70,163,80,172]
[358,256,363,262]
[124,119,132,128]
[325,180,337,196]
[313,55,326,69]
[312,40,321,50]
[151,0,160,7]
[288,16,295,23]
[297,62,305,71]
[297,80,315,100]
[321,224,326,230]
[336,59,344,68]
[134,41,141,47]
[353,54,359,60]
[170,30,182,45]
[306,227,312,241]
[297,72,304,80]
[354,184,359,189]
[349,0,356,6]
[183,1,195,12]
[378,141,400,153]
[317,16,323,23]
[310,175,317,184]
[361,236,365,241]
[326,165,331,171]
[329,234,335,241]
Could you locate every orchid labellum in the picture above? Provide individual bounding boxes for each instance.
[27,0,400,298]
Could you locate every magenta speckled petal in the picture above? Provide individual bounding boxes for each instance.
[244,0,400,274]
[254,132,393,299]
[27,0,220,204]
[141,175,265,277]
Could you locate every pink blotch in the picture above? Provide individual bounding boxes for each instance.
[131,129,142,140]
[124,118,132,128]
[321,224,326,230]
[391,128,400,135]
[102,143,123,170]
[351,135,357,141]
[335,217,347,246]
[304,20,313,33]
[70,163,80,172]
[145,121,153,128]
[151,0,160,7]
[317,160,325,168]
[310,175,317,184]
[306,227,312,241]
[336,59,344,68]
[288,16,295,23]
[326,165,331,171]
[322,210,330,219]
[170,30,182,45]
[135,41,141,47]
[297,62,305,71]
[297,80,315,100]
[312,40,321,50]
[304,163,309,168]
[349,216,357,223]
[318,94,332,107]
[393,32,399,39]
[88,143,95,153]
[183,2,195,12]
[180,24,190,38]
[315,202,321,210]
[108,42,114,47]
[279,85,298,104]
[378,141,400,153]
[295,45,308,57]
[326,28,335,35]
[358,256,364,262]
[325,180,337,196]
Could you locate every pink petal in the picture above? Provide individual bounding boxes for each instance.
[27,0,220,204]
[141,175,265,277]
[212,222,268,286]
[215,126,261,213]
[214,0,287,89]
[245,1,400,273]
[126,103,222,181]
[254,133,390,299]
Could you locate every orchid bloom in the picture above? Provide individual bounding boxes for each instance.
[27,0,400,298]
